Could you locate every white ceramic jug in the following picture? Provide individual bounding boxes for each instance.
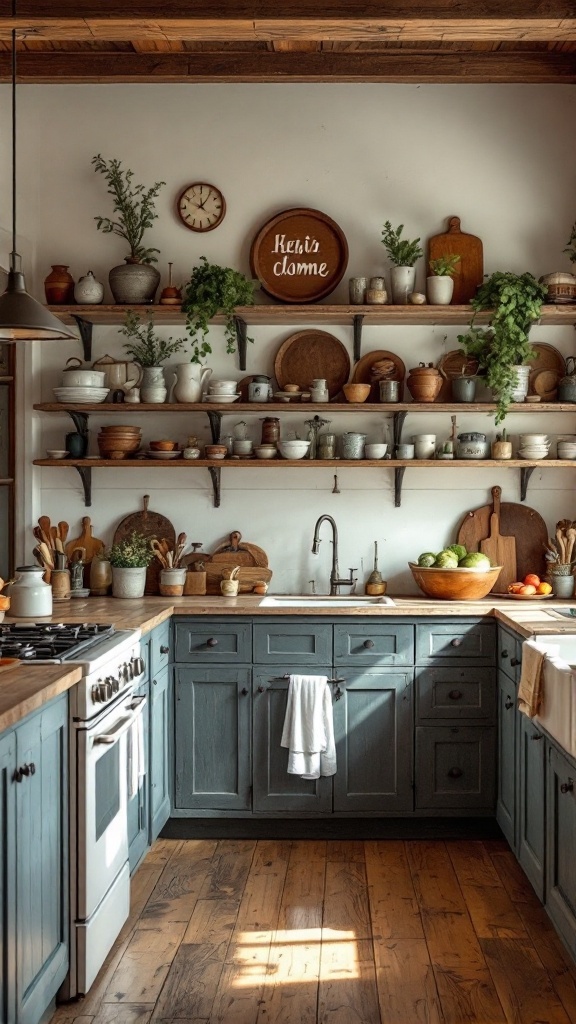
[8,566,52,617]
[170,364,212,403]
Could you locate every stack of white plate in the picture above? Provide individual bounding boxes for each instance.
[558,440,576,460]
[53,386,109,404]
[518,433,550,460]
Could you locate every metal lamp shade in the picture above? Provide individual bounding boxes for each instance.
[0,267,77,342]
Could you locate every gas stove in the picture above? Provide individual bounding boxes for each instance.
[0,622,117,662]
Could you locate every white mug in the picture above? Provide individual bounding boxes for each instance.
[124,388,141,403]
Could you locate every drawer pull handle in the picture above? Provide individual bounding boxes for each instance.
[334,686,342,701]
[241,687,248,696]
[510,657,521,667]
[505,698,514,710]
[363,639,375,649]
[21,762,35,777]
[206,638,218,647]
[447,767,463,779]
[450,638,463,647]
[561,780,574,794]
[501,649,509,658]
[257,685,265,693]
[160,645,169,654]
[448,689,463,701]
[530,733,543,741]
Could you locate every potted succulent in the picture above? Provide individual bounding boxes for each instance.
[92,154,165,304]
[181,256,256,363]
[381,221,424,304]
[427,254,461,305]
[107,531,154,599]
[458,270,547,423]
[119,310,186,402]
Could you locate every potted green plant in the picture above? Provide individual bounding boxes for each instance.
[119,310,187,402]
[107,531,154,599]
[458,270,547,423]
[427,254,460,305]
[181,256,256,363]
[381,221,424,304]
[92,154,165,303]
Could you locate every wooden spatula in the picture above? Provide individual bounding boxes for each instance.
[480,486,517,593]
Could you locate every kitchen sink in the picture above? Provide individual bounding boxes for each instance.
[259,595,395,607]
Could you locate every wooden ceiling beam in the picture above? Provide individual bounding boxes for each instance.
[0,49,574,83]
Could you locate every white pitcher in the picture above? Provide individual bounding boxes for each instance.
[170,363,212,403]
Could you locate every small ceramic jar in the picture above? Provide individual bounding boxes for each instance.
[456,432,489,459]
[8,566,53,617]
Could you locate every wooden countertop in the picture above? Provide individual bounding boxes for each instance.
[2,594,574,729]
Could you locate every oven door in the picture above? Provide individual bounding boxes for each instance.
[76,694,147,921]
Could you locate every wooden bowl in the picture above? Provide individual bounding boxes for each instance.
[343,383,371,403]
[408,563,502,600]
[149,439,178,451]
[97,435,140,452]
[204,444,228,459]
[100,424,141,433]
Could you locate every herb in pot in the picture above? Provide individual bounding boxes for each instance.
[107,532,155,568]
[92,154,165,264]
[119,311,186,367]
[429,254,460,276]
[381,222,423,267]
[181,257,256,363]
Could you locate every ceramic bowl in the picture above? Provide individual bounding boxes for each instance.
[204,444,228,459]
[343,383,371,403]
[364,443,387,459]
[519,434,549,445]
[409,563,503,600]
[208,381,237,395]
[46,449,68,459]
[518,449,549,460]
[149,439,178,451]
[278,440,310,460]
[233,440,253,455]
[254,445,278,459]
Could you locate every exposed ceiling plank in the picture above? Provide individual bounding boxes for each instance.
[1,14,576,44]
[0,49,574,83]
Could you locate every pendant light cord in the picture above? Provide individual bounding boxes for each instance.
[11,27,16,254]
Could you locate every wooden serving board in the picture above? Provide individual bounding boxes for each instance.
[479,487,517,593]
[274,329,350,399]
[206,531,269,594]
[113,494,176,595]
[427,216,483,304]
[457,491,547,584]
[205,565,273,594]
[65,516,105,586]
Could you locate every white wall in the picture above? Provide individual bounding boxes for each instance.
[3,83,576,593]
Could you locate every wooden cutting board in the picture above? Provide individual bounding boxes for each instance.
[457,490,547,584]
[205,565,273,594]
[274,330,350,399]
[65,516,105,586]
[206,531,269,594]
[479,487,517,593]
[113,494,176,595]
[427,216,483,304]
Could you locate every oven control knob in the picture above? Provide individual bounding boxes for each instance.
[91,682,103,703]
[103,680,113,701]
[106,675,119,693]
[132,656,145,677]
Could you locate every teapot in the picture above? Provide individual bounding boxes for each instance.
[248,375,273,402]
[92,354,143,392]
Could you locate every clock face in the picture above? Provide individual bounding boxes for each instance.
[177,182,226,232]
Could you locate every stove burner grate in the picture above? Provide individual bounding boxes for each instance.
[0,623,116,661]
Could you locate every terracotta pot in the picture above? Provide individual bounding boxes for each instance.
[44,265,75,304]
[406,367,442,403]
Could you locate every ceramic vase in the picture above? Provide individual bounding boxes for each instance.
[141,366,167,403]
[44,265,75,304]
[510,364,531,402]
[159,567,187,597]
[90,557,112,596]
[111,566,147,599]
[427,275,454,305]
[74,270,104,304]
[109,259,160,304]
[390,266,416,305]
[170,364,212,403]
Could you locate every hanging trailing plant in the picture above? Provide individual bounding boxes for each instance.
[458,271,547,423]
[181,257,256,363]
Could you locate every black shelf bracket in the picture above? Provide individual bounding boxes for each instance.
[67,410,89,436]
[520,466,535,502]
[353,315,364,363]
[206,410,223,443]
[393,411,407,447]
[208,466,221,507]
[234,316,248,372]
[74,466,92,507]
[394,466,406,508]
[71,316,94,362]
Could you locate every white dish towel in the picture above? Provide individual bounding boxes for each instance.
[280,673,337,780]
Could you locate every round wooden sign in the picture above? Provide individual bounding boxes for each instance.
[250,207,348,303]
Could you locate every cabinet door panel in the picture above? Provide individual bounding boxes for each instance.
[16,697,68,1024]
[149,620,171,677]
[498,627,522,684]
[128,680,149,873]
[416,621,496,665]
[174,667,251,811]
[415,725,495,810]
[546,744,576,957]
[496,669,518,850]
[252,667,332,813]
[174,620,252,663]
[0,730,15,1024]
[417,666,496,722]
[150,668,172,836]
[333,669,413,812]
[253,621,332,667]
[334,622,414,667]
[517,717,545,900]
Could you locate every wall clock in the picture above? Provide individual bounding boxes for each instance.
[176,182,226,232]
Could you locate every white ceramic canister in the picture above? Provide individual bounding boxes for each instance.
[73,270,104,305]
[8,565,53,617]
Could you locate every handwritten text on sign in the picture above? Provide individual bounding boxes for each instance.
[272,234,328,277]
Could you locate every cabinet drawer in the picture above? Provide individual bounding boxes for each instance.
[498,627,522,683]
[253,621,332,666]
[149,619,171,676]
[416,666,496,722]
[174,620,252,663]
[334,622,414,666]
[416,621,496,665]
[415,725,496,809]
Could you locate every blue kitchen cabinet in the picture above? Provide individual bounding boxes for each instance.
[415,725,496,810]
[150,666,172,837]
[0,729,16,1024]
[332,669,413,812]
[127,677,149,874]
[517,715,546,900]
[546,743,576,958]
[173,665,251,812]
[148,618,171,677]
[496,625,522,849]
[15,695,69,1024]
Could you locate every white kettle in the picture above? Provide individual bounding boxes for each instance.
[170,364,212,403]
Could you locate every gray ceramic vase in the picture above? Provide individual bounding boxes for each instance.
[109,259,160,304]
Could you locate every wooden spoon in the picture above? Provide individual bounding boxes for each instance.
[58,521,69,545]
[38,516,53,548]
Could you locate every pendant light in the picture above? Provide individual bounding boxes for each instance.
[0,29,77,342]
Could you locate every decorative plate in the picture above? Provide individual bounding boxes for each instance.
[274,329,350,399]
[351,349,406,401]
[501,592,554,600]
[250,207,348,303]
[527,343,565,395]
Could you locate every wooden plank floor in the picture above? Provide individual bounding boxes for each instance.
[51,838,576,1024]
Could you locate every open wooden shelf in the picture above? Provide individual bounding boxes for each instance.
[32,401,576,415]
[33,458,576,469]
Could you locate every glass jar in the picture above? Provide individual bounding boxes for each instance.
[260,417,280,445]
[318,433,336,459]
[8,565,53,617]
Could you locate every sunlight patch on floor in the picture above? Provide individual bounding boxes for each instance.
[232,928,360,986]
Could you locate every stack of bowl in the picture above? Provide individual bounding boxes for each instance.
[277,439,310,460]
[518,433,550,460]
[97,424,141,460]
[558,436,576,460]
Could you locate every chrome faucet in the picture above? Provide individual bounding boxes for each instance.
[311,514,357,595]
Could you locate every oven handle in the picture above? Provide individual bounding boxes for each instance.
[92,699,147,746]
